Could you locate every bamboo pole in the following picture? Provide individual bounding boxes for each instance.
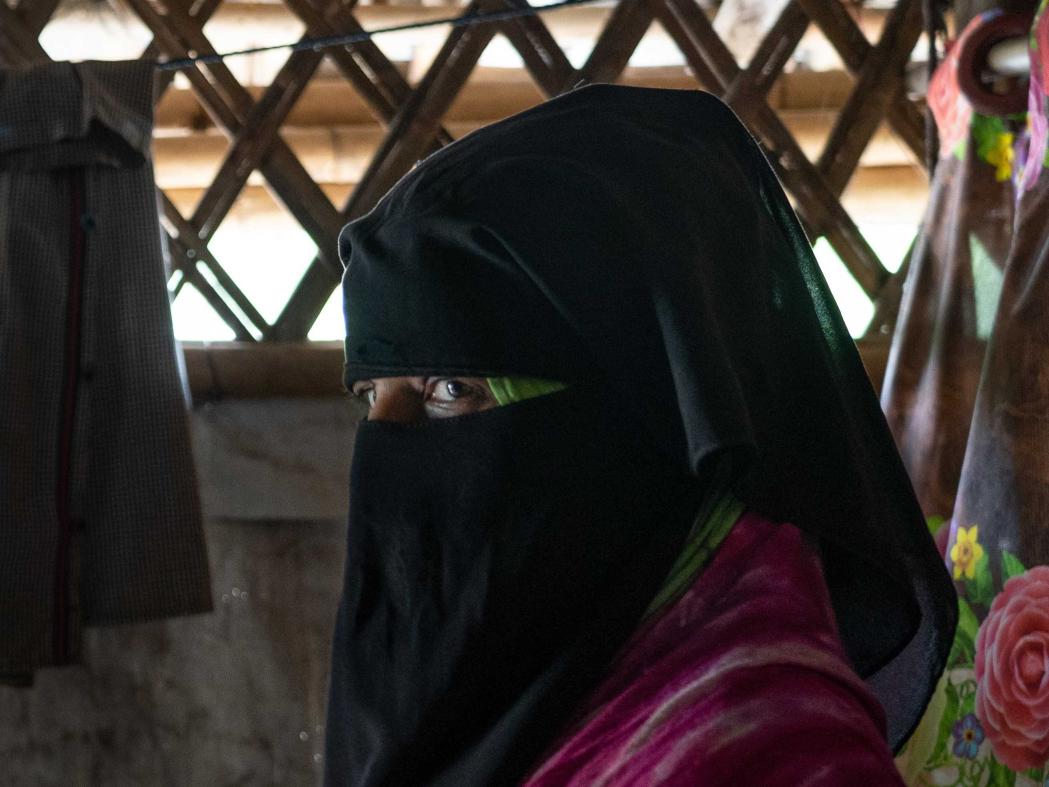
[151,111,920,191]
[154,68,862,129]
[160,164,929,228]
[180,337,895,399]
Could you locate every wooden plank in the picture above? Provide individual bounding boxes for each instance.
[797,0,870,68]
[12,0,921,343]
[182,341,346,399]
[125,0,344,341]
[92,1,888,41]
[0,0,261,343]
[723,1,809,106]
[192,47,325,241]
[570,0,654,89]
[842,164,928,221]
[796,0,926,166]
[270,2,497,339]
[180,338,893,399]
[654,0,888,296]
[159,163,929,221]
[148,0,225,103]
[178,277,256,341]
[759,101,889,295]
[151,114,920,191]
[0,0,259,343]
[343,6,494,225]
[148,0,259,339]
[284,0,452,147]
[125,0,247,133]
[491,0,574,97]
[816,0,922,196]
[160,193,270,334]
[713,0,792,63]
[125,0,345,275]
[857,336,891,393]
[153,69,864,130]
[865,247,911,340]
[166,234,258,340]
[166,184,351,214]
[272,264,343,342]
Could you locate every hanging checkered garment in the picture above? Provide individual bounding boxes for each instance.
[0,59,212,685]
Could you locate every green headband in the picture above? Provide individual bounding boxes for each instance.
[485,377,567,406]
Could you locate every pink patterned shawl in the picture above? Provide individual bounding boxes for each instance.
[524,510,905,786]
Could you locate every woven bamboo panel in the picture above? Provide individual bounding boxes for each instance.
[0,0,926,341]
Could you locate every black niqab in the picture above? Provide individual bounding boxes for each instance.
[328,387,703,785]
[331,85,956,782]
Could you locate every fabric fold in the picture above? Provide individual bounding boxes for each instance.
[0,60,153,170]
[526,511,904,787]
[0,59,211,685]
[338,84,955,756]
[880,11,1018,521]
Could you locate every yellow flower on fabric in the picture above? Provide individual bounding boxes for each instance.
[951,525,985,580]
[985,132,1015,181]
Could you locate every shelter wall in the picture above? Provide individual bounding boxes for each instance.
[0,399,355,786]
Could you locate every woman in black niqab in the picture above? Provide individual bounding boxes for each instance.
[326,85,956,785]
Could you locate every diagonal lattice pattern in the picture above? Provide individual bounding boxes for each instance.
[0,0,926,341]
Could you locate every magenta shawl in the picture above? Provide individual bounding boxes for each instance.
[525,511,905,786]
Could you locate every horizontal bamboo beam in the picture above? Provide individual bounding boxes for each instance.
[840,164,928,222]
[164,183,351,217]
[161,162,928,230]
[155,67,863,130]
[152,109,919,192]
[72,2,888,50]
[182,337,893,399]
[183,341,346,399]
[46,2,892,92]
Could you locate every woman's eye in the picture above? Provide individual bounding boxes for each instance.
[352,385,377,407]
[429,378,473,403]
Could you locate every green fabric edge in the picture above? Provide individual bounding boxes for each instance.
[644,492,745,617]
[486,377,568,405]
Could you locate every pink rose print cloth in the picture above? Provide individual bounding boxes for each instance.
[524,511,904,787]
[899,4,1049,784]
[975,568,1049,771]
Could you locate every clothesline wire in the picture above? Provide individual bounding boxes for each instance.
[156,0,607,72]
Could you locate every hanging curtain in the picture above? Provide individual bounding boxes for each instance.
[900,3,1049,783]
[881,10,1017,524]
[0,60,212,686]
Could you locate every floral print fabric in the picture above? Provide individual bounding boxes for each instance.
[526,512,903,787]
[898,5,1049,784]
[881,11,1016,520]
[927,12,1028,181]
[900,532,1048,785]
[1021,2,1049,190]
[974,568,1049,771]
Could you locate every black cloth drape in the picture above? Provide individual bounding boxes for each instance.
[331,84,955,782]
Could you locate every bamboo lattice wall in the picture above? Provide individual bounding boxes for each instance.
[0,0,928,342]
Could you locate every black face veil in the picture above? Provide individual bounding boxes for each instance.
[329,85,956,783]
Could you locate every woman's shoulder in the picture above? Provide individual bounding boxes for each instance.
[524,509,905,787]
